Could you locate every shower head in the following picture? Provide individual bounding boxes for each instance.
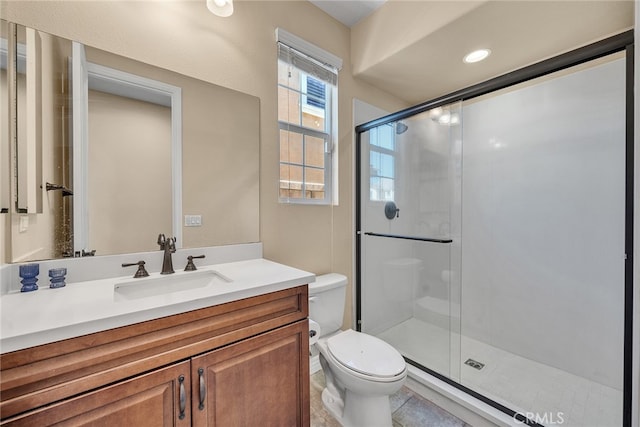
[396,121,408,134]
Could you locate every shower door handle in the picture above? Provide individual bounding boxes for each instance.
[363,232,452,244]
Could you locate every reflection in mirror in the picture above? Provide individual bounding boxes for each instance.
[1,20,9,265]
[87,89,173,255]
[3,20,260,263]
[1,20,8,217]
[11,23,72,261]
[16,24,40,214]
[74,50,181,256]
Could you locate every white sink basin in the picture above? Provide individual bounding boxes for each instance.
[114,270,232,301]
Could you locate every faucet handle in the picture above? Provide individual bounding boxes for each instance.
[184,255,205,271]
[122,260,149,278]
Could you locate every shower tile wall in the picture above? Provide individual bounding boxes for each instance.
[460,56,626,390]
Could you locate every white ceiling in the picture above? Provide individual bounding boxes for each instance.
[308,0,386,27]
[308,0,633,105]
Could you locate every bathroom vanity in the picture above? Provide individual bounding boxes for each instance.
[0,257,312,426]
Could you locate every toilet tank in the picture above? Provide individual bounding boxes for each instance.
[308,273,347,337]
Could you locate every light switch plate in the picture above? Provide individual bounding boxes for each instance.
[184,215,202,227]
[19,215,29,233]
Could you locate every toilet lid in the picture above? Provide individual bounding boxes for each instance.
[327,330,406,378]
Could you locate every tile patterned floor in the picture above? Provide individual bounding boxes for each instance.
[310,370,471,427]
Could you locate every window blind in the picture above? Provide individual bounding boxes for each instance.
[277,42,338,86]
[306,76,326,108]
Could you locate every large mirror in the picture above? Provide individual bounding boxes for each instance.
[3,20,260,263]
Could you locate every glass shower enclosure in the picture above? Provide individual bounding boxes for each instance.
[356,36,632,427]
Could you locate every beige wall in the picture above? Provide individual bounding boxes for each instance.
[351,1,633,104]
[1,0,408,327]
[87,90,172,255]
[351,0,484,76]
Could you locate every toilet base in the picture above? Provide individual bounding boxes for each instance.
[321,386,394,427]
[321,387,344,424]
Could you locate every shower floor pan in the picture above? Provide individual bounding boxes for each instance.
[376,317,622,427]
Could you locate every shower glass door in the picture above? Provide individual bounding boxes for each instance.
[357,49,627,427]
[359,102,462,380]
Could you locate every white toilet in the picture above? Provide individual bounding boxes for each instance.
[309,273,408,427]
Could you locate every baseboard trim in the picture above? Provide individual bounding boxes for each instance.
[405,365,518,427]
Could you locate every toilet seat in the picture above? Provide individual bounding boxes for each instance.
[326,329,406,380]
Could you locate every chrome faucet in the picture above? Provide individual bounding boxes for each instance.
[158,234,176,274]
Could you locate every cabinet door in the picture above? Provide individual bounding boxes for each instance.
[2,361,191,427]
[192,320,310,427]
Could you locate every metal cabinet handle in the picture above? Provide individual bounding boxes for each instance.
[198,368,206,410]
[178,375,186,420]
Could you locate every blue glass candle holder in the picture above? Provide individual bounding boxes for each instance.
[49,268,67,289]
[19,263,39,292]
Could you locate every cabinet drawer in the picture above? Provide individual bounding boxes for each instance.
[0,285,308,420]
[2,361,191,427]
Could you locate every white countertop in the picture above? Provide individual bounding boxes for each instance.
[0,258,314,354]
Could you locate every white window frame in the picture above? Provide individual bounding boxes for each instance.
[276,29,341,205]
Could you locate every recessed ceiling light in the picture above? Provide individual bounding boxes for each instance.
[463,49,491,64]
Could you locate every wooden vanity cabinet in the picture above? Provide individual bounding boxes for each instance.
[2,361,192,426]
[0,285,310,426]
[192,321,308,426]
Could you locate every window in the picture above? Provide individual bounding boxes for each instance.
[369,123,395,201]
[277,30,340,204]
[305,76,325,109]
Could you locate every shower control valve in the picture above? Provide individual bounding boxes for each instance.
[384,201,400,220]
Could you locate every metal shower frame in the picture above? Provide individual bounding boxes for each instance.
[354,30,634,427]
